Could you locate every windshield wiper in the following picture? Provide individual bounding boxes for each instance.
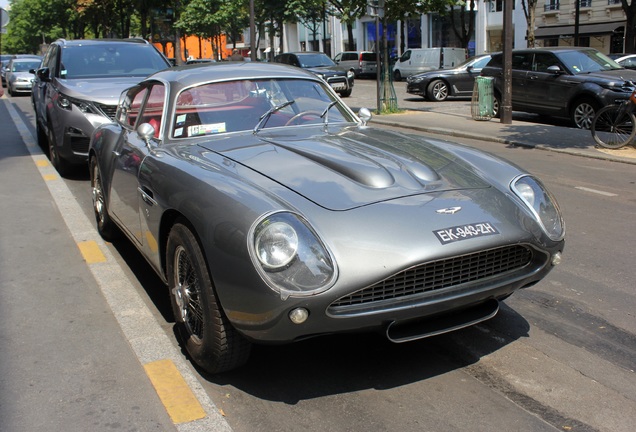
[253,100,295,133]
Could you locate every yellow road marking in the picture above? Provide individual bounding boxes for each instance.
[36,160,50,167]
[77,240,106,263]
[42,173,58,181]
[144,359,207,424]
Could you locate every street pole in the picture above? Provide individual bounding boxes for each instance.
[501,0,513,124]
[250,0,256,61]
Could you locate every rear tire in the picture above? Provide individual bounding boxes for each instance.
[591,104,636,149]
[167,222,251,374]
[90,156,118,241]
[393,70,402,82]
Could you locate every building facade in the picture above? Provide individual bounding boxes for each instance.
[233,1,628,60]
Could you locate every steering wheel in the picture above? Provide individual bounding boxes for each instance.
[285,110,323,126]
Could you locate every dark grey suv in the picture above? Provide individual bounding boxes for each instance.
[274,52,354,97]
[481,47,636,129]
[32,38,171,175]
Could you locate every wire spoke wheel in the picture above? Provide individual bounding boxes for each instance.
[167,222,251,374]
[591,105,636,149]
[173,245,204,340]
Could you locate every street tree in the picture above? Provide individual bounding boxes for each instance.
[327,0,367,51]
[622,0,636,53]
[521,0,538,47]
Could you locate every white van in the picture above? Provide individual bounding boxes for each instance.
[393,48,467,81]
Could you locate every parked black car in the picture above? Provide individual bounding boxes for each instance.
[481,47,636,129]
[406,54,491,101]
[274,52,354,97]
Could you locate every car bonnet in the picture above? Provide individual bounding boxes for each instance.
[57,77,145,104]
[198,127,491,211]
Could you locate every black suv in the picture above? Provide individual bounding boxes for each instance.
[274,52,354,97]
[32,38,171,175]
[481,47,636,129]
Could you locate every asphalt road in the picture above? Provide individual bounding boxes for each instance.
[2,84,635,432]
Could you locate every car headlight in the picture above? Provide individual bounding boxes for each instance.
[56,93,100,114]
[408,76,424,83]
[512,175,565,241]
[347,70,355,79]
[249,212,337,300]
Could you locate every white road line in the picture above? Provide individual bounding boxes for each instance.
[6,101,233,432]
[574,186,618,197]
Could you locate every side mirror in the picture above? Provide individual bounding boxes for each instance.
[36,67,51,82]
[547,65,562,75]
[137,123,156,144]
[358,107,372,126]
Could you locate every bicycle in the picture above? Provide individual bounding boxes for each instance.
[591,89,636,149]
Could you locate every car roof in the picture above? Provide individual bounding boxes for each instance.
[491,47,602,56]
[54,38,151,46]
[147,61,322,90]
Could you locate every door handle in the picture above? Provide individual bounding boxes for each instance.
[138,187,157,206]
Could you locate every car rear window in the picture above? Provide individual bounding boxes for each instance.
[361,53,376,62]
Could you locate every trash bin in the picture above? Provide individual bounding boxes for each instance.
[471,76,494,121]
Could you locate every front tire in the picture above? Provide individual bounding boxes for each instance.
[393,70,402,82]
[591,104,636,149]
[571,99,597,129]
[47,121,71,177]
[427,79,449,101]
[167,222,251,374]
[339,89,352,98]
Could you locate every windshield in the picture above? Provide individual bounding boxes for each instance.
[11,60,41,72]
[172,78,356,139]
[60,44,168,79]
[555,49,623,74]
[297,53,336,68]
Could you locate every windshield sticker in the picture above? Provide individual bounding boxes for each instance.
[189,123,226,136]
[434,222,499,245]
[174,127,184,137]
[176,114,187,125]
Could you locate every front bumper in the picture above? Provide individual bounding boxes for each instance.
[227,242,563,344]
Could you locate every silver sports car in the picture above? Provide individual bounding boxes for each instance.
[89,62,565,374]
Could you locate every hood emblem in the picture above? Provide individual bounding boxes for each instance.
[436,206,462,215]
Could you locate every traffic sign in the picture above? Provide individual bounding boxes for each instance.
[1,8,9,28]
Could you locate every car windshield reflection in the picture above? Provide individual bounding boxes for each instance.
[555,49,623,74]
[172,78,356,139]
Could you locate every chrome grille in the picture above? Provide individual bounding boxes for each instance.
[96,103,117,120]
[330,245,533,308]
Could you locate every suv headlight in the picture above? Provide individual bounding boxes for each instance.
[346,70,355,79]
[249,212,337,300]
[56,93,101,115]
[512,175,565,241]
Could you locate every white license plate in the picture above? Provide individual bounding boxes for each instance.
[434,222,499,244]
[330,83,346,91]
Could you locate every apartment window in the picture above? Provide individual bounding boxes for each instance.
[545,0,560,11]
[607,0,620,4]
[579,0,592,6]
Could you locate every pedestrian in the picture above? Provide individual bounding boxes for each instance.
[230,49,244,61]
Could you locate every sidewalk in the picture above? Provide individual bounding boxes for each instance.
[369,108,636,165]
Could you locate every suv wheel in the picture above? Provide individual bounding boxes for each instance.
[393,70,402,82]
[46,121,71,177]
[572,99,597,129]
